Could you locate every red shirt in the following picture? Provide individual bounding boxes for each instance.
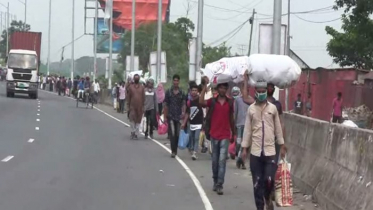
[207,98,232,140]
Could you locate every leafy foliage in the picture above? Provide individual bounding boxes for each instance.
[119,17,231,88]
[0,20,30,59]
[326,0,373,69]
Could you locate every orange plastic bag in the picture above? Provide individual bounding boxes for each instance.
[275,159,293,207]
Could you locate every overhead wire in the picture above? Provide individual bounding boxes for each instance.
[207,18,251,46]
[293,14,343,23]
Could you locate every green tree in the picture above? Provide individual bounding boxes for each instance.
[202,42,232,67]
[0,20,30,59]
[325,1,373,69]
[119,18,195,88]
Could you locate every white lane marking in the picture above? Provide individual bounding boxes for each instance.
[37,113,40,116]
[37,109,40,112]
[38,105,40,108]
[36,119,40,122]
[28,138,35,143]
[35,127,39,130]
[2,156,14,162]
[40,90,214,210]
[92,106,213,210]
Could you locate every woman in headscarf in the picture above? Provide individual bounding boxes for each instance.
[156,83,165,116]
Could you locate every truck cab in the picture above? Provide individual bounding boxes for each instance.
[6,49,39,99]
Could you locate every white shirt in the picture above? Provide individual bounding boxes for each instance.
[93,82,100,92]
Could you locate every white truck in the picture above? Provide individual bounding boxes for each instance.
[6,31,42,99]
[6,49,39,99]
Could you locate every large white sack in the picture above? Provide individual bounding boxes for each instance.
[247,54,301,88]
[204,56,249,85]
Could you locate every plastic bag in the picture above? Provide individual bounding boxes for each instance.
[247,54,301,88]
[275,158,293,207]
[178,129,190,150]
[228,141,236,158]
[157,115,168,135]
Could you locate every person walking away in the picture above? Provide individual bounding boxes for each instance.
[61,77,67,96]
[144,79,158,139]
[182,84,203,160]
[164,74,186,158]
[199,79,235,195]
[156,83,165,116]
[294,93,303,115]
[232,86,252,169]
[119,82,126,113]
[241,81,286,210]
[57,77,62,96]
[92,79,101,103]
[332,92,343,123]
[43,76,47,90]
[127,74,145,139]
[67,78,72,97]
[112,83,118,110]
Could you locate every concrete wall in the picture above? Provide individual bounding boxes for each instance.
[284,113,373,210]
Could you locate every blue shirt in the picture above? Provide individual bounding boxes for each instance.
[78,81,84,90]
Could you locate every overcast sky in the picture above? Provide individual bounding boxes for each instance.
[4,0,344,68]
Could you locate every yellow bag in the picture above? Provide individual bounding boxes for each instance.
[199,131,205,147]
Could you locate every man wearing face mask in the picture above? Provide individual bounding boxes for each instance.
[241,79,286,210]
[127,74,145,139]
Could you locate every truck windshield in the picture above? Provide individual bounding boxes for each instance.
[8,53,37,69]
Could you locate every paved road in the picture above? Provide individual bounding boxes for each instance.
[0,82,318,210]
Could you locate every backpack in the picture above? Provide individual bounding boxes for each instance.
[204,97,235,140]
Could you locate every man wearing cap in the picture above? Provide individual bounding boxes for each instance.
[241,79,286,210]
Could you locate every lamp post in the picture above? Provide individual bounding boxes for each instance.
[0,2,9,57]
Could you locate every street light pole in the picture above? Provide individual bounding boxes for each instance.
[93,0,98,81]
[195,0,204,82]
[6,2,9,57]
[248,9,256,56]
[108,0,113,89]
[71,0,75,79]
[47,0,51,76]
[130,0,136,75]
[272,0,282,55]
[285,0,291,111]
[156,0,162,84]
[24,0,27,25]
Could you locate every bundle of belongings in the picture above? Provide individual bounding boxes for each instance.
[202,54,301,88]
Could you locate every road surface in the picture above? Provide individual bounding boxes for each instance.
[0,82,317,210]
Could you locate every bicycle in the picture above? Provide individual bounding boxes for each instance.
[76,90,93,109]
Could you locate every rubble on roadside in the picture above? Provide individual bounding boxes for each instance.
[343,105,373,129]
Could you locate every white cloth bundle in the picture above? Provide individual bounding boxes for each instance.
[247,54,301,88]
[202,54,301,88]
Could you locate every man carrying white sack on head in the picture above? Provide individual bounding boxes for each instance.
[241,77,287,210]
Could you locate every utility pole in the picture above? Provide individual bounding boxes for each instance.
[6,2,9,57]
[108,0,113,89]
[130,0,136,77]
[195,0,204,82]
[248,9,255,56]
[25,0,27,25]
[93,0,98,81]
[71,0,75,80]
[156,0,162,84]
[237,44,247,56]
[47,0,51,76]
[272,0,282,55]
[285,0,291,111]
